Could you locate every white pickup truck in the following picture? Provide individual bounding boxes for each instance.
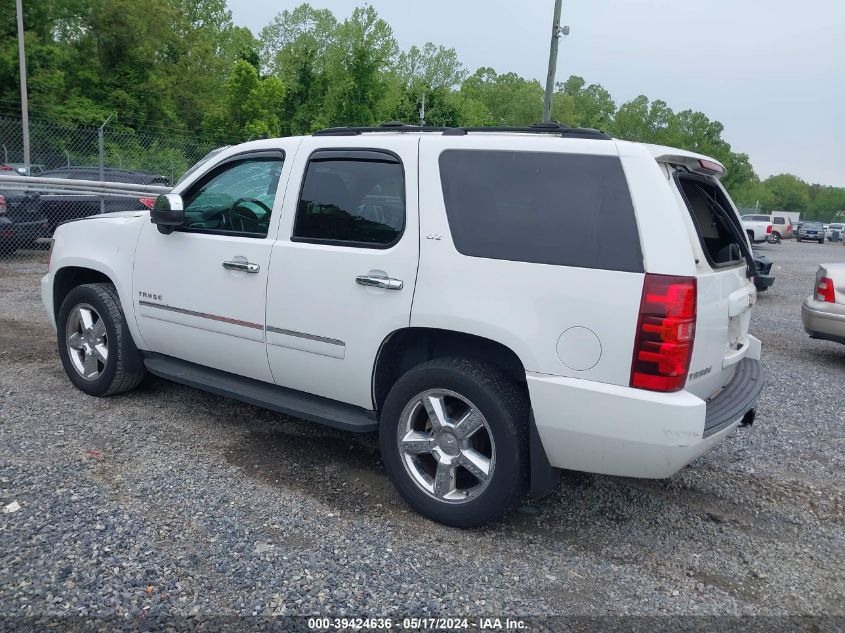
[741,214,773,244]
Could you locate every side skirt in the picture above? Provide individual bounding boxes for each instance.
[142,353,378,433]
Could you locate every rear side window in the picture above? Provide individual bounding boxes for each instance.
[293,150,405,248]
[438,150,643,272]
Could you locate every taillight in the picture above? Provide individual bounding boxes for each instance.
[139,197,155,209]
[816,276,836,303]
[698,159,724,176]
[766,225,773,233]
[0,194,6,214]
[630,274,697,392]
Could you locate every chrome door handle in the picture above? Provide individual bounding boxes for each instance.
[223,260,260,274]
[356,275,403,290]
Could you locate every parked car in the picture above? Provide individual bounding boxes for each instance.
[741,214,773,244]
[37,166,170,231]
[753,254,775,291]
[796,221,825,243]
[770,214,794,241]
[802,264,845,344]
[825,223,844,242]
[0,170,49,250]
[41,123,764,527]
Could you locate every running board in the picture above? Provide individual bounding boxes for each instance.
[143,354,378,433]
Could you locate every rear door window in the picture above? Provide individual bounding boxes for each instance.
[438,150,643,272]
[292,150,405,248]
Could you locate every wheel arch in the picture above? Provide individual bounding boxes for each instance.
[371,327,527,412]
[371,327,559,499]
[51,261,147,351]
[53,265,115,319]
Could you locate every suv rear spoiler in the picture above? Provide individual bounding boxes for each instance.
[648,147,726,179]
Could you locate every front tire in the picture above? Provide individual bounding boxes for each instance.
[380,358,529,527]
[57,283,145,397]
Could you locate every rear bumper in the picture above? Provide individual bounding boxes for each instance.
[802,297,845,344]
[528,350,763,479]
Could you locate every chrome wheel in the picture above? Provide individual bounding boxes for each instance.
[397,389,495,503]
[65,303,108,381]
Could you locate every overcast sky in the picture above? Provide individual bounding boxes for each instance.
[227,0,844,187]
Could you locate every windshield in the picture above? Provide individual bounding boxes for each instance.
[804,222,824,229]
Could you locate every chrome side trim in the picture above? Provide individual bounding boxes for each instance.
[265,326,345,347]
[138,301,263,331]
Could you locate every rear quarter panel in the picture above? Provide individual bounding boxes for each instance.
[413,136,645,386]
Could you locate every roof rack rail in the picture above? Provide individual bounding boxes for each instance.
[313,121,611,140]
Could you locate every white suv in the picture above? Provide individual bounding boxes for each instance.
[41,123,764,527]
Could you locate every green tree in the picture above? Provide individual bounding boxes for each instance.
[460,67,543,125]
[764,174,811,213]
[318,6,398,128]
[259,3,337,134]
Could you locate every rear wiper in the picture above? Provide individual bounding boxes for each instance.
[694,185,756,278]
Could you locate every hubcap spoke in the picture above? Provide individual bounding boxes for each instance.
[82,351,99,377]
[458,448,491,482]
[78,307,94,331]
[67,332,85,350]
[92,344,108,364]
[454,409,484,440]
[401,431,435,455]
[433,460,456,498]
[422,395,450,431]
[91,319,106,339]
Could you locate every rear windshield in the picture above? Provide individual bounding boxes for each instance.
[676,173,745,267]
[438,150,643,272]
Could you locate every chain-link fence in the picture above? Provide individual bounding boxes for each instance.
[0,114,234,258]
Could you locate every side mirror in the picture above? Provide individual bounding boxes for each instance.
[151,193,185,235]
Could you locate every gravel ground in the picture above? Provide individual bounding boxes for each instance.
[0,241,843,623]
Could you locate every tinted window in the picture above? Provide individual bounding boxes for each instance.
[180,156,284,238]
[293,151,405,247]
[438,150,642,272]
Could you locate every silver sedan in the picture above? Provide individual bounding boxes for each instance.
[802,263,845,345]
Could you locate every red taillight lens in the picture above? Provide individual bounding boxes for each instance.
[139,197,156,209]
[816,276,835,303]
[0,194,6,214]
[630,274,697,392]
[766,225,773,233]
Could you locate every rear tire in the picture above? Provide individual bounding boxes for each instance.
[770,232,781,244]
[57,283,146,397]
[819,238,824,244]
[380,357,529,527]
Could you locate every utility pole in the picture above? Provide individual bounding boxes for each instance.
[543,0,564,122]
[419,93,426,126]
[98,114,113,214]
[16,0,30,173]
